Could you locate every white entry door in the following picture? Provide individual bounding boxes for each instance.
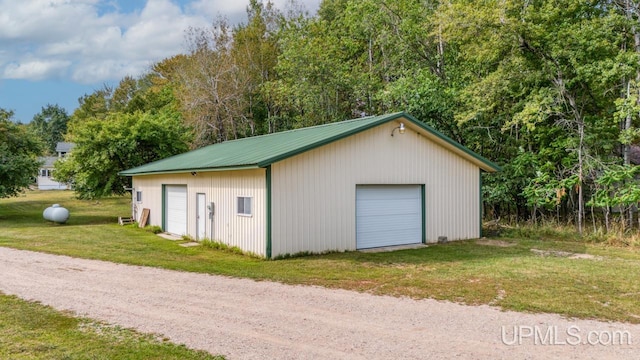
[196,193,206,240]
[165,185,187,236]
[356,185,422,249]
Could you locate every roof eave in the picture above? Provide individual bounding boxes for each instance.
[119,165,261,177]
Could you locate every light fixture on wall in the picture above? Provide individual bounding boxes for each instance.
[191,172,197,176]
[391,122,406,137]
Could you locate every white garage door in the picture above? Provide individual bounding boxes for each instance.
[356,185,422,249]
[165,185,187,236]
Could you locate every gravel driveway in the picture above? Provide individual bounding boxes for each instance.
[0,247,638,359]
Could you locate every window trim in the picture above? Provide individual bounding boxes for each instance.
[136,190,143,203]
[237,196,253,217]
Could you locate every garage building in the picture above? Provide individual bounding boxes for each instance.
[120,112,500,258]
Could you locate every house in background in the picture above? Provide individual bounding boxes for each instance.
[120,112,500,258]
[37,142,75,190]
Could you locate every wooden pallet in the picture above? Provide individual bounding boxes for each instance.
[118,216,135,226]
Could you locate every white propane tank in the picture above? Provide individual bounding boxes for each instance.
[43,204,70,224]
[43,206,53,220]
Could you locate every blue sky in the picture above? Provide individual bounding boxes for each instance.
[0,0,320,123]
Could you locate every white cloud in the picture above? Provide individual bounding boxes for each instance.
[188,0,247,21]
[70,60,149,83]
[3,60,72,80]
[0,0,98,42]
[0,0,205,83]
[0,0,319,84]
[188,0,320,25]
[121,0,207,59]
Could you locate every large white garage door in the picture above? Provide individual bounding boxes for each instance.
[165,185,187,236]
[356,185,422,249]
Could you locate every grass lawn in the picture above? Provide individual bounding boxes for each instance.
[0,294,222,359]
[1,190,640,325]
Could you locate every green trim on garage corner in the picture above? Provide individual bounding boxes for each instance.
[421,184,426,244]
[479,170,483,238]
[161,184,166,231]
[266,165,272,259]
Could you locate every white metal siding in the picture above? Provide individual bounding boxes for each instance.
[356,185,422,249]
[271,119,480,257]
[132,169,267,256]
[37,176,69,190]
[165,185,187,235]
[196,193,206,240]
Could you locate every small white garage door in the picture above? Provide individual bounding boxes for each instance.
[356,185,422,249]
[165,185,187,236]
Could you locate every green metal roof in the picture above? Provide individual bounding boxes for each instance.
[119,112,501,176]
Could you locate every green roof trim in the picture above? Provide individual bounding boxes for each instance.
[119,111,501,176]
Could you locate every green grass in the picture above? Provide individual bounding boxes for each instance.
[1,190,640,325]
[0,293,222,359]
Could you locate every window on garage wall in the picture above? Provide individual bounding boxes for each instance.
[237,196,252,216]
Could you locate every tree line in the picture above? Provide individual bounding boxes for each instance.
[3,0,640,234]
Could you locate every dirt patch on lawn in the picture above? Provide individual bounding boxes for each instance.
[475,239,516,247]
[531,248,602,260]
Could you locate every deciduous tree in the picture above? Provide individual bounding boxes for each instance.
[28,104,69,155]
[0,109,41,198]
[56,105,191,199]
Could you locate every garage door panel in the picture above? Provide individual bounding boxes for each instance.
[356,214,421,228]
[356,199,421,216]
[356,228,422,239]
[356,187,419,200]
[355,229,422,249]
[356,185,422,250]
